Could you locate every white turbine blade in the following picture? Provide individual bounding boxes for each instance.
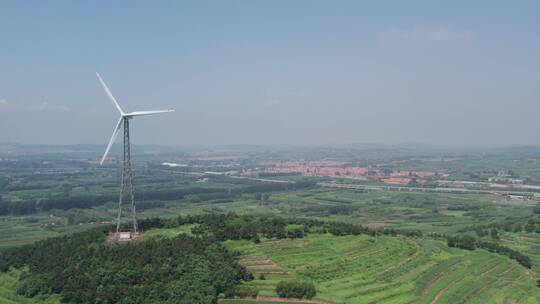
[100,116,123,165]
[124,109,175,117]
[96,72,124,115]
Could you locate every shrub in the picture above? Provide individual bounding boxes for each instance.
[233,286,259,298]
[276,281,316,299]
[16,273,51,298]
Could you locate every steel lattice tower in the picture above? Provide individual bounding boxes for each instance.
[116,118,137,233]
[95,72,174,237]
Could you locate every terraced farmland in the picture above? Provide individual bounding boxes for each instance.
[499,232,540,281]
[225,234,539,304]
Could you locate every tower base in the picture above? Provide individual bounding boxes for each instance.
[107,230,141,243]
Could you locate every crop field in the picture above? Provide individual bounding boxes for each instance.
[134,187,535,235]
[498,232,540,279]
[225,233,539,304]
[0,216,60,250]
[1,185,535,250]
[248,189,535,234]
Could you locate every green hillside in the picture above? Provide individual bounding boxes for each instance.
[225,234,539,304]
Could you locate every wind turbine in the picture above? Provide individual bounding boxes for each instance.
[96,72,174,236]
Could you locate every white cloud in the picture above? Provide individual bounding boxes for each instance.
[0,99,70,113]
[26,101,70,112]
[0,99,11,111]
[377,27,472,43]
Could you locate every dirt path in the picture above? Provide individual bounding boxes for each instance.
[498,265,516,278]
[255,271,291,275]
[428,258,500,304]
[377,245,421,277]
[241,259,283,269]
[220,296,330,304]
[464,284,488,303]
[241,259,276,265]
[457,261,500,302]
[429,274,466,304]
[418,260,462,302]
[479,261,501,277]
[420,272,444,300]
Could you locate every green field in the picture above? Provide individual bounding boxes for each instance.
[1,187,533,248]
[224,233,539,304]
[2,148,540,302]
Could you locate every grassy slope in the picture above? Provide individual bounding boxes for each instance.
[225,234,539,304]
[0,270,60,304]
[498,232,540,282]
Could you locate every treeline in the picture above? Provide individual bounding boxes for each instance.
[276,281,316,299]
[446,234,532,268]
[40,194,118,211]
[5,184,52,191]
[0,227,252,304]
[447,205,481,211]
[301,204,357,216]
[136,201,165,211]
[240,180,315,193]
[0,200,37,215]
[139,213,295,241]
[137,213,423,242]
[470,216,540,236]
[0,180,317,216]
[136,187,229,201]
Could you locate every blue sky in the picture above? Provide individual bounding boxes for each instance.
[1,1,539,146]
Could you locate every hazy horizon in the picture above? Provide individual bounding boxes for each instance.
[1,1,540,146]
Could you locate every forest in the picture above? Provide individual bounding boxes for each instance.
[0,226,252,304]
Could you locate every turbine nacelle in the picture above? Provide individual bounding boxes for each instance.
[96,73,174,165]
[122,110,175,118]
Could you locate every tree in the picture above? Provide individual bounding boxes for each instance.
[2,228,251,304]
[490,228,499,239]
[447,235,476,250]
[276,281,316,299]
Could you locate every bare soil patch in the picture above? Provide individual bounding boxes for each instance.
[464,284,488,303]
[362,221,392,228]
[241,259,277,265]
[246,264,281,269]
[255,271,291,275]
[220,295,329,304]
